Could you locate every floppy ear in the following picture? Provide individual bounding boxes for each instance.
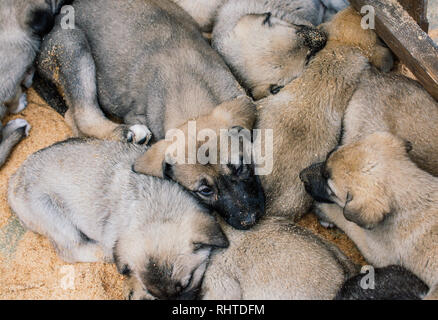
[194,216,229,249]
[370,45,394,72]
[133,140,169,178]
[343,192,391,230]
[212,95,257,130]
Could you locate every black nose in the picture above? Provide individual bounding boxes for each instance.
[241,213,257,228]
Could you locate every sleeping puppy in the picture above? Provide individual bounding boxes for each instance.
[0,0,67,167]
[8,138,229,300]
[212,0,327,100]
[200,216,357,300]
[35,0,265,230]
[300,132,438,300]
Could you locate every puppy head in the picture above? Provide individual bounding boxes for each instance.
[133,96,265,230]
[222,13,327,100]
[321,7,394,72]
[301,132,412,229]
[114,183,228,300]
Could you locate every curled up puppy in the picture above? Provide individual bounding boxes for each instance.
[9,138,357,300]
[0,0,67,167]
[300,132,438,300]
[8,139,230,300]
[212,0,328,100]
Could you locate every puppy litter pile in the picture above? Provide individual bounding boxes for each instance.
[1,13,437,297]
[0,89,366,299]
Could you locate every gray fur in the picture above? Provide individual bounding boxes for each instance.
[36,0,244,143]
[0,0,64,166]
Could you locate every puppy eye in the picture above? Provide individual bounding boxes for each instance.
[198,186,214,197]
[262,12,272,27]
[270,85,284,95]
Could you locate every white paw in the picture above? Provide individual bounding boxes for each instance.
[4,119,31,137]
[127,124,152,145]
[319,219,335,229]
[11,94,28,114]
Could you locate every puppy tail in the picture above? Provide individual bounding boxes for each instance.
[32,71,68,116]
[335,265,429,300]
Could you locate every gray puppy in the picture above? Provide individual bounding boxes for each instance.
[0,0,67,167]
[35,0,265,231]
[36,0,244,143]
[8,138,229,300]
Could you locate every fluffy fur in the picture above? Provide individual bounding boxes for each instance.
[256,7,393,221]
[301,132,438,300]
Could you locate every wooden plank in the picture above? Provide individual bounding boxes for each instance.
[350,0,438,101]
[397,0,429,32]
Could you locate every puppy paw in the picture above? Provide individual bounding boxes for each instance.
[3,119,31,137]
[126,124,152,145]
[10,94,28,114]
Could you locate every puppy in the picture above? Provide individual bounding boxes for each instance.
[200,216,357,299]
[300,132,438,300]
[8,138,229,300]
[0,0,67,166]
[212,0,327,100]
[255,7,394,221]
[35,0,265,230]
[336,265,429,300]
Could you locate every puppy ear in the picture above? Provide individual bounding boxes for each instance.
[370,45,394,72]
[194,217,229,249]
[133,140,169,178]
[212,96,256,130]
[343,192,391,229]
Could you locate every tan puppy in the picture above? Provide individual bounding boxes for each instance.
[256,7,393,221]
[201,216,357,299]
[300,132,438,300]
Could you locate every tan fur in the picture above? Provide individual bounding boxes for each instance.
[256,7,393,221]
[316,132,438,300]
[201,216,358,299]
[134,95,255,181]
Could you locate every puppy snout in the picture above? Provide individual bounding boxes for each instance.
[240,213,258,228]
